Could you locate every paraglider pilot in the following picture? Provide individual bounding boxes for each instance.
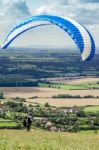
[23,113,33,131]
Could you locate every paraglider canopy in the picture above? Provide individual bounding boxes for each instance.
[1,15,95,61]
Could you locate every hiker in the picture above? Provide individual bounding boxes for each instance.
[23,114,33,131]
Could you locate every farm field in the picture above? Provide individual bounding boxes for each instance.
[0,80,99,150]
[26,98,99,107]
[0,77,99,106]
[45,77,99,84]
[84,106,99,113]
[0,87,99,98]
[0,130,99,150]
[38,80,99,90]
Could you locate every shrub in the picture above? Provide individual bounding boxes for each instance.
[44,103,50,107]
[4,101,28,113]
[52,94,81,99]
[0,92,4,99]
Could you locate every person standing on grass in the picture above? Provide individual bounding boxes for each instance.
[23,113,33,131]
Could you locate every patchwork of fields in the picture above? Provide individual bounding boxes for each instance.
[0,77,99,106]
[0,78,99,150]
[0,40,99,150]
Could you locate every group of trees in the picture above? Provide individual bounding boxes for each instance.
[52,94,99,99]
[0,81,38,87]
[0,99,99,132]
[4,101,28,113]
[0,92,4,99]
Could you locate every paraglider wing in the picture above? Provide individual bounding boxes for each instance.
[1,15,95,61]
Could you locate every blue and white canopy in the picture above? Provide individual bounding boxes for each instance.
[1,15,95,61]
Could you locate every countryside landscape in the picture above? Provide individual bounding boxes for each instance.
[0,48,99,150]
[0,0,99,149]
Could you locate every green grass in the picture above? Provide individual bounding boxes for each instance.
[0,118,21,129]
[84,106,99,113]
[84,83,99,89]
[38,82,99,90]
[0,119,12,122]
[0,122,17,127]
[38,83,89,90]
[0,129,99,150]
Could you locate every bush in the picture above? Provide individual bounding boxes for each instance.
[15,123,23,129]
[44,103,50,107]
[29,104,33,107]
[93,117,99,126]
[13,97,26,102]
[29,96,38,99]
[84,95,94,98]
[52,94,81,99]
[67,124,80,132]
[4,101,28,113]
[76,110,86,117]
[0,92,4,99]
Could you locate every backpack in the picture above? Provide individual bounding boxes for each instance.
[23,119,27,127]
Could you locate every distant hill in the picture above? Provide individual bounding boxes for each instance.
[0,47,98,86]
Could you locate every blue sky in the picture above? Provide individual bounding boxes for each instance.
[0,0,99,48]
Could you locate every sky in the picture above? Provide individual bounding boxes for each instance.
[0,0,99,49]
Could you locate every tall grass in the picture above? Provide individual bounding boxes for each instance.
[0,129,99,150]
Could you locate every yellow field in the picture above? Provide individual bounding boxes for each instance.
[46,77,99,84]
[26,98,99,107]
[0,77,99,106]
[0,87,99,106]
[1,87,99,98]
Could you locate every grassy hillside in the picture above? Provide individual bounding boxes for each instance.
[0,129,99,150]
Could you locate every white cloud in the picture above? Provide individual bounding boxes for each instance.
[59,0,80,5]
[33,4,76,18]
[0,0,31,45]
[0,0,31,22]
[0,0,99,26]
[59,0,99,4]
[32,0,99,25]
